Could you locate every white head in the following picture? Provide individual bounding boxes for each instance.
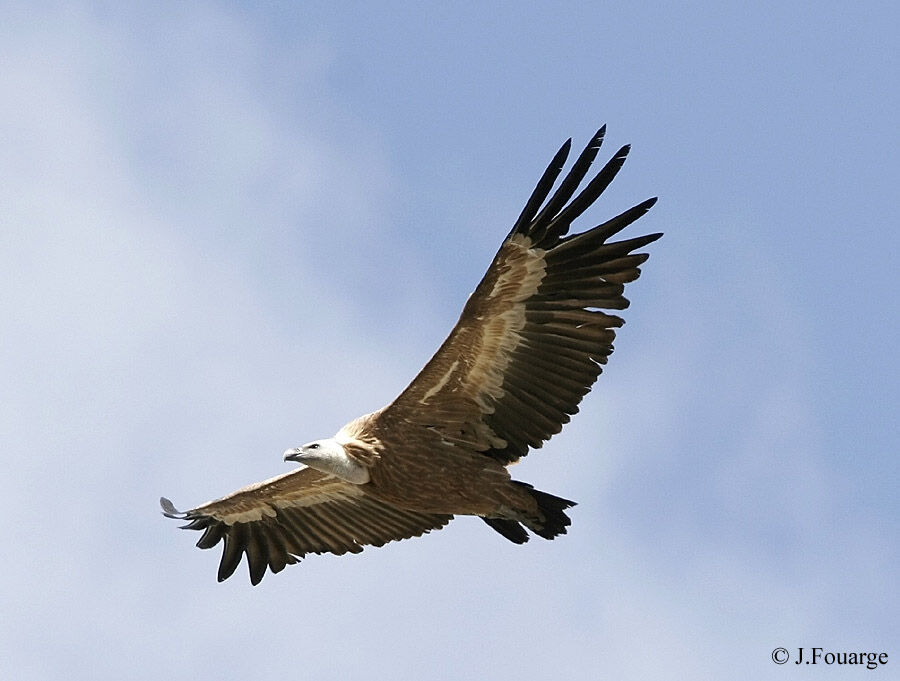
[283,438,370,484]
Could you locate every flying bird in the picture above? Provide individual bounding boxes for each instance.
[162,127,661,584]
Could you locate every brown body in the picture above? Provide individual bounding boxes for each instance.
[348,411,530,518]
[162,127,661,584]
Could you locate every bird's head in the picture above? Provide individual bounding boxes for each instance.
[284,439,343,466]
[283,438,370,484]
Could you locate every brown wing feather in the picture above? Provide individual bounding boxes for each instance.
[161,467,452,584]
[385,129,661,464]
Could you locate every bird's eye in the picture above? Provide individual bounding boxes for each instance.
[308,443,319,450]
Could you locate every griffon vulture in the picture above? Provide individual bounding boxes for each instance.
[162,127,661,584]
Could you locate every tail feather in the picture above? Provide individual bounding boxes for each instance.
[481,517,529,544]
[481,482,576,543]
[519,482,576,539]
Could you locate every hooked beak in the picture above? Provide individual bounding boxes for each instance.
[283,447,303,463]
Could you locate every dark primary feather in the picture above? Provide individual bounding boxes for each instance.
[508,137,573,238]
[540,144,632,244]
[529,126,607,241]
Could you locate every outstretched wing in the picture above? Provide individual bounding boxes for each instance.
[161,467,452,584]
[384,127,661,465]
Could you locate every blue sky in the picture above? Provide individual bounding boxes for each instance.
[1,2,897,679]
